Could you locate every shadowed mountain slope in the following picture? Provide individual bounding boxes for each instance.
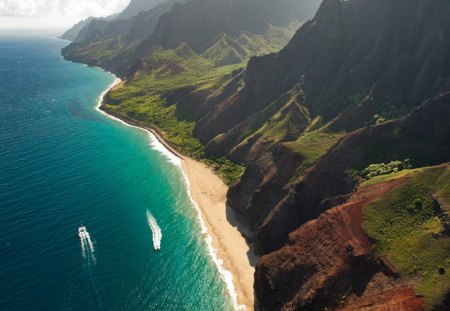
[62,0,321,76]
[62,0,450,309]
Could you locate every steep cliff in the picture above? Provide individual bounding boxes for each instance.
[62,0,321,76]
[256,161,450,310]
[190,0,450,247]
[139,0,320,54]
[60,17,95,41]
[196,0,450,143]
[62,0,450,309]
[189,0,450,308]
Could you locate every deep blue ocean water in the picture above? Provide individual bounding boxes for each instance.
[0,34,231,310]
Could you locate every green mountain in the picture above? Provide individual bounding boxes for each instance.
[138,0,319,54]
[60,15,118,41]
[62,0,320,75]
[60,0,181,43]
[62,0,450,309]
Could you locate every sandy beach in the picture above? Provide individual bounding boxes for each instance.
[101,78,257,310]
[182,158,256,310]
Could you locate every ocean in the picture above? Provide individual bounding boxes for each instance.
[0,34,232,310]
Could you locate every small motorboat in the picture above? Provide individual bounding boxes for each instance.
[78,225,87,237]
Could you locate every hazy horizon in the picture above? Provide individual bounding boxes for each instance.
[0,0,131,29]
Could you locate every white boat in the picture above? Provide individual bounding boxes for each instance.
[78,225,87,237]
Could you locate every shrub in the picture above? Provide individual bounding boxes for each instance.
[360,159,412,179]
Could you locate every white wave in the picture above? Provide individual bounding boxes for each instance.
[77,225,103,310]
[146,210,162,251]
[181,174,245,311]
[79,226,96,266]
[79,232,87,259]
[84,231,95,254]
[95,77,182,167]
[148,133,182,166]
[95,77,122,112]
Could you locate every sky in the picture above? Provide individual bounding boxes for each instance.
[0,0,130,29]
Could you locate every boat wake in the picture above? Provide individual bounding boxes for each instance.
[78,225,103,309]
[146,210,162,251]
[78,225,96,266]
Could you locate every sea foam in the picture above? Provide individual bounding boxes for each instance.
[146,210,162,251]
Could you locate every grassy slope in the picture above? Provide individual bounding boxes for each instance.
[213,88,308,152]
[100,23,302,185]
[283,128,345,181]
[203,22,301,66]
[362,164,450,309]
[104,45,245,184]
[68,22,300,69]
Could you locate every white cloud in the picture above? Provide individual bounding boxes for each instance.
[0,0,130,29]
[0,0,129,18]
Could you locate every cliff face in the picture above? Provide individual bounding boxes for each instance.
[256,92,450,254]
[187,0,450,308]
[140,0,320,54]
[60,17,95,41]
[196,0,450,142]
[61,0,188,74]
[62,0,321,76]
[192,0,450,244]
[78,0,185,43]
[255,177,412,310]
[61,0,450,309]
[61,0,173,43]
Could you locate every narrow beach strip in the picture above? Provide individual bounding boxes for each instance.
[95,76,256,310]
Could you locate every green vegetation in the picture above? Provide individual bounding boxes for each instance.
[238,92,308,143]
[362,165,450,309]
[202,26,299,67]
[100,26,307,185]
[351,159,414,187]
[343,88,371,109]
[372,98,409,125]
[360,159,412,179]
[204,157,246,185]
[284,128,344,178]
[104,45,245,184]
[69,35,137,63]
[435,168,450,204]
[67,21,300,69]
[359,167,424,188]
[67,19,304,185]
[312,86,371,120]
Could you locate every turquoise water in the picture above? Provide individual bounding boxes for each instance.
[0,35,231,310]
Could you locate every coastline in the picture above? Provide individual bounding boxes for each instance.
[97,77,257,310]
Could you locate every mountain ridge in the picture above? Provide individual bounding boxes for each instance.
[61,0,450,309]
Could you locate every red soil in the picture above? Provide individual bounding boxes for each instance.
[256,176,425,310]
[338,286,424,311]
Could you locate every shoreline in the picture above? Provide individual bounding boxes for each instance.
[97,78,257,310]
